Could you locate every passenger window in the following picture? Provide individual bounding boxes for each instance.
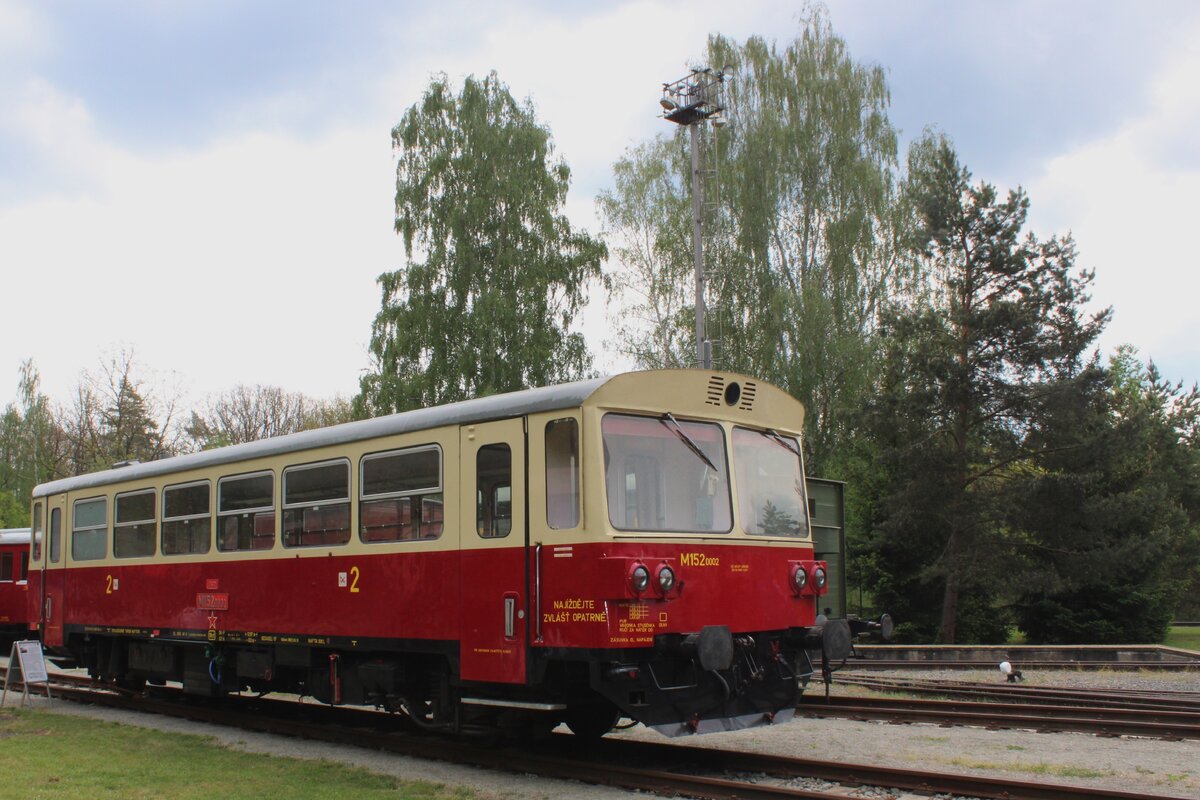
[218,472,275,552]
[477,443,512,538]
[31,502,42,562]
[72,498,107,561]
[0,553,12,581]
[114,489,156,558]
[283,460,350,548]
[49,507,61,563]
[163,481,211,555]
[360,446,443,542]
[18,551,28,581]
[545,419,580,529]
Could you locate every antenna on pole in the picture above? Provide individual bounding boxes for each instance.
[661,66,731,371]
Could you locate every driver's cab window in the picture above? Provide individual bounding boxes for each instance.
[477,443,512,538]
[31,502,43,562]
[50,507,62,563]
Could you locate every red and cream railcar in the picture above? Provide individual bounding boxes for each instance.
[27,370,843,736]
[0,528,32,637]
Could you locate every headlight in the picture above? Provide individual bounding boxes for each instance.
[629,564,650,593]
[814,566,827,590]
[657,565,676,594]
[791,564,808,593]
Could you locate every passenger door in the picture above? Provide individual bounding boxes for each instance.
[40,496,67,648]
[459,418,527,684]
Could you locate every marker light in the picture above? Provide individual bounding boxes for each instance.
[813,566,827,590]
[657,565,676,594]
[629,564,650,594]
[790,564,808,594]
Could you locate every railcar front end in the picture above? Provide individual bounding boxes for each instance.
[526,373,846,736]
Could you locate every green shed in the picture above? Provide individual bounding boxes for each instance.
[805,477,847,619]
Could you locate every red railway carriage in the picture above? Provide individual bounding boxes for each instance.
[0,528,32,636]
[27,370,845,737]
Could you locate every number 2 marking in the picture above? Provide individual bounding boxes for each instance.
[105,574,113,594]
[349,565,361,594]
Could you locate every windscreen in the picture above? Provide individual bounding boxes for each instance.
[732,427,810,537]
[602,413,731,533]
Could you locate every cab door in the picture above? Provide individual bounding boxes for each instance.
[40,496,67,648]
[459,418,527,684]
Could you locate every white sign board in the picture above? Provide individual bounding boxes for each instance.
[3,639,51,707]
[15,640,49,684]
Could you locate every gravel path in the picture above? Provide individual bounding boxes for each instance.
[5,666,1199,799]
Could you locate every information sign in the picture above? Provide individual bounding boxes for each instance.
[2,639,52,707]
[15,640,48,684]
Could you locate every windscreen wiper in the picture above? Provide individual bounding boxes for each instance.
[764,428,803,458]
[659,413,718,472]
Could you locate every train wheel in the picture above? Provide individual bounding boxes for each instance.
[564,701,620,739]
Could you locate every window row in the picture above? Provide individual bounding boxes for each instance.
[31,418,582,563]
[50,444,447,562]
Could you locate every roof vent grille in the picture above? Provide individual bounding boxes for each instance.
[705,375,724,407]
[738,381,757,411]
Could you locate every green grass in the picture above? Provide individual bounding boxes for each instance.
[0,708,476,800]
[1164,625,1200,652]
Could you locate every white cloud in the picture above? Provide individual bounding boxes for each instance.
[0,1,47,62]
[1026,19,1200,384]
[1,102,402,403]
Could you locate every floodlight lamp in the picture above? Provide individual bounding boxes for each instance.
[660,97,679,111]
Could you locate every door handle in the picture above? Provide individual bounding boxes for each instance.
[504,595,516,639]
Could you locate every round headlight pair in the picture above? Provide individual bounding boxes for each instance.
[630,563,676,596]
[791,563,828,594]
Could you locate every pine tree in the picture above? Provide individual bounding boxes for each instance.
[863,134,1109,643]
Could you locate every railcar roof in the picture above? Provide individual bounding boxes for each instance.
[34,375,611,498]
[0,528,31,545]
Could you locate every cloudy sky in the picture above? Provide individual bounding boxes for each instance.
[2,0,1198,410]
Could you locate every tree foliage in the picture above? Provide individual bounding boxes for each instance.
[1011,347,1200,642]
[356,72,606,416]
[62,350,184,471]
[0,360,66,524]
[597,137,695,369]
[188,385,353,450]
[861,134,1110,643]
[600,11,909,471]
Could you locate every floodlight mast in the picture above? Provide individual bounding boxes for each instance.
[661,67,727,370]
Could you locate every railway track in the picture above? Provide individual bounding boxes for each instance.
[845,658,1200,670]
[2,667,1193,800]
[799,694,1200,740]
[838,674,1200,712]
